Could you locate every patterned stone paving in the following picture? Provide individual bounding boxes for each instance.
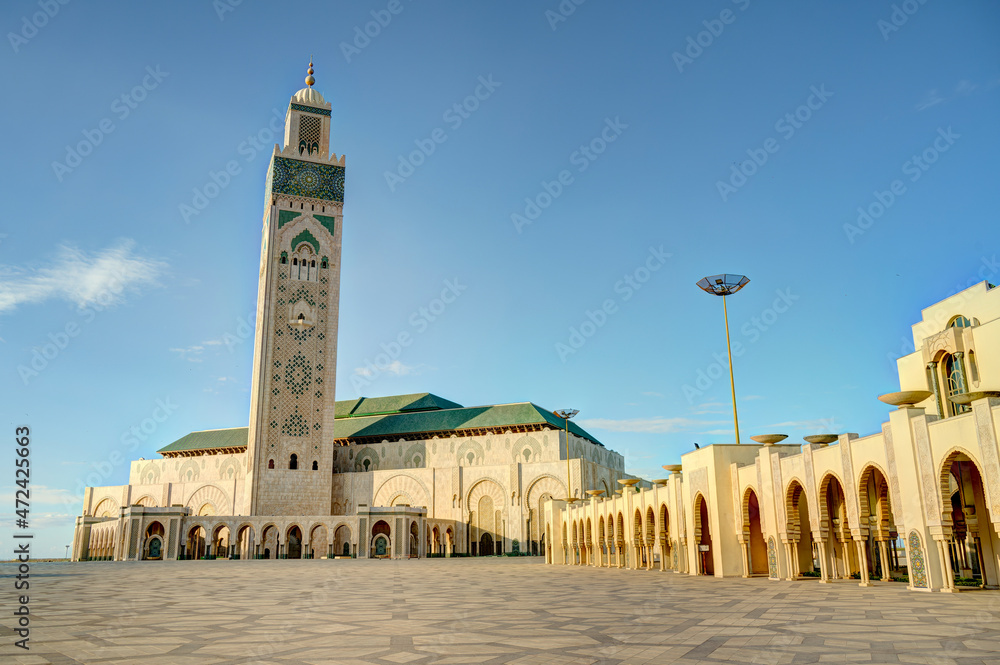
[2,558,999,664]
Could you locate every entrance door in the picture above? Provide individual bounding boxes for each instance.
[148,538,161,559]
[374,535,388,557]
[480,533,494,556]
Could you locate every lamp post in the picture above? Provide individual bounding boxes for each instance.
[696,274,749,444]
[553,409,580,503]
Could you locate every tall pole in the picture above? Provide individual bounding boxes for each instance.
[553,409,579,503]
[564,418,573,501]
[723,295,740,444]
[697,274,748,445]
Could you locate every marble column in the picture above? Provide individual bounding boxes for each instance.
[856,540,873,586]
[818,540,831,583]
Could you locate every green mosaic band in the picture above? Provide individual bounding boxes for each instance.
[290,102,331,116]
[270,156,345,202]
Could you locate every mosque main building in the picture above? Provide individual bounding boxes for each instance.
[72,67,628,562]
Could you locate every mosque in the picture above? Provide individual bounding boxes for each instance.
[71,66,629,562]
[72,68,1000,596]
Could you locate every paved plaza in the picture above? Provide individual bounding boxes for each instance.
[2,558,999,665]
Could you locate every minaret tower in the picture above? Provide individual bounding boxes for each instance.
[244,62,345,516]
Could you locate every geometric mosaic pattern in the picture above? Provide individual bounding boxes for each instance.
[270,156,344,202]
[268,270,324,448]
[908,530,928,589]
[767,536,778,579]
[6,558,1000,664]
[291,102,331,116]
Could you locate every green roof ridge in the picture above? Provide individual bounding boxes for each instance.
[157,394,603,454]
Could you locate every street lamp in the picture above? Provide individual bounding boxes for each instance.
[696,274,750,444]
[553,409,580,503]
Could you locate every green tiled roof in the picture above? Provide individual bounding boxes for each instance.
[157,427,250,454]
[332,402,601,444]
[335,393,463,418]
[157,394,602,454]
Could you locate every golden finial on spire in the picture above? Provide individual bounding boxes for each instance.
[305,57,315,87]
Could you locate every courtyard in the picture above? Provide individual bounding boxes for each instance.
[2,558,999,665]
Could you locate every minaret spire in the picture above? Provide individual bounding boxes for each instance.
[305,58,315,87]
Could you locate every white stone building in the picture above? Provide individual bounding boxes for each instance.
[547,281,1000,593]
[72,69,629,562]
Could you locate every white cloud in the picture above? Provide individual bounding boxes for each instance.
[353,360,418,378]
[765,417,842,433]
[914,89,945,111]
[0,240,166,314]
[170,345,205,362]
[0,485,76,507]
[955,80,977,95]
[578,416,722,434]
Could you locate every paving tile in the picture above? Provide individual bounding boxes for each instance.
[2,559,998,664]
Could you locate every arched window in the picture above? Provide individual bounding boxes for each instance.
[321,257,328,269]
[948,315,971,329]
[267,459,274,469]
[944,353,970,416]
[291,245,317,282]
[279,252,288,264]
[312,460,318,470]
[289,454,298,470]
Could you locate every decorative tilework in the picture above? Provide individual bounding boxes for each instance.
[277,210,301,228]
[290,229,320,254]
[314,214,337,237]
[290,102,331,116]
[282,405,309,437]
[908,530,927,588]
[767,537,778,579]
[270,157,344,202]
[288,286,315,307]
[285,352,312,396]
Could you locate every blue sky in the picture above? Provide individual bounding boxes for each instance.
[1,1,998,556]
